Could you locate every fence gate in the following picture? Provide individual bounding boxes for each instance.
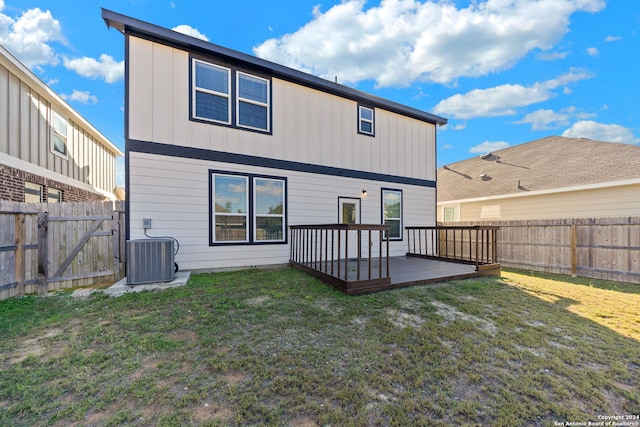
[0,201,125,300]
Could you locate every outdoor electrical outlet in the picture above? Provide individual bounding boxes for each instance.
[143,218,152,229]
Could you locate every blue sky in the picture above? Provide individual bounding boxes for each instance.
[1,0,638,186]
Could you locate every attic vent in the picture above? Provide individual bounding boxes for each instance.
[480,152,493,160]
[127,239,175,285]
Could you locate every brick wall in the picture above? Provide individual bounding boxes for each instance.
[0,164,107,202]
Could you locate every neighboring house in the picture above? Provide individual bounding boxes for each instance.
[437,135,640,222]
[0,44,123,203]
[102,9,447,272]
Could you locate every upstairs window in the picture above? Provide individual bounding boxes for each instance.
[193,60,231,124]
[192,58,271,133]
[51,111,68,156]
[237,72,270,132]
[358,105,374,136]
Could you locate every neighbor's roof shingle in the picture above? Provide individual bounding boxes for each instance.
[438,136,640,202]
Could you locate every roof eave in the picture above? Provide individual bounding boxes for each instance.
[438,177,640,205]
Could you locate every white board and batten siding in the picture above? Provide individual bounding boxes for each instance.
[127,37,436,181]
[126,34,438,271]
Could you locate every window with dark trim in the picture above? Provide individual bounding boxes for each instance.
[210,170,286,245]
[358,105,374,136]
[193,60,231,125]
[382,188,402,240]
[192,58,271,133]
[237,72,270,132]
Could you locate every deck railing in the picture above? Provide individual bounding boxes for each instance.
[289,224,391,294]
[405,226,500,269]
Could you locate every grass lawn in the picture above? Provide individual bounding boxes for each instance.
[0,268,639,426]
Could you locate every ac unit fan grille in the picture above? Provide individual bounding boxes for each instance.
[126,239,175,285]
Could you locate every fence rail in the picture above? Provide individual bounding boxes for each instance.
[289,224,391,294]
[443,217,640,284]
[0,201,125,300]
[405,226,500,269]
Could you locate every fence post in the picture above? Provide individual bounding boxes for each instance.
[37,212,48,295]
[14,213,25,297]
[571,224,577,277]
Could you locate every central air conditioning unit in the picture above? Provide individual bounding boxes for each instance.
[126,238,175,285]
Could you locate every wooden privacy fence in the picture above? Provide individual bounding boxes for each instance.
[0,200,125,300]
[442,217,640,284]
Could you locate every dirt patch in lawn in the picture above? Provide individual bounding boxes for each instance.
[386,308,425,329]
[8,328,66,365]
[430,301,497,336]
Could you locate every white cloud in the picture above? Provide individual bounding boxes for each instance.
[562,121,639,144]
[433,68,593,119]
[63,54,124,83]
[586,47,599,56]
[514,106,595,130]
[61,90,98,105]
[515,109,570,130]
[604,35,621,42]
[254,0,605,87]
[536,50,570,61]
[172,24,209,41]
[469,141,510,154]
[0,3,65,68]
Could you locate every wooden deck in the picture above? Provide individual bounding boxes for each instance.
[293,256,500,295]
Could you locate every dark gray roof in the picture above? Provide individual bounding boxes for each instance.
[101,8,447,127]
[438,136,640,201]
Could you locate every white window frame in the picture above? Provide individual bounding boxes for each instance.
[382,188,402,240]
[212,174,249,243]
[192,59,232,125]
[25,182,43,203]
[443,207,456,223]
[47,188,62,203]
[253,177,285,242]
[51,110,68,158]
[358,105,374,136]
[236,71,270,132]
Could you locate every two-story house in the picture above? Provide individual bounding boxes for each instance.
[102,9,447,274]
[0,44,123,202]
